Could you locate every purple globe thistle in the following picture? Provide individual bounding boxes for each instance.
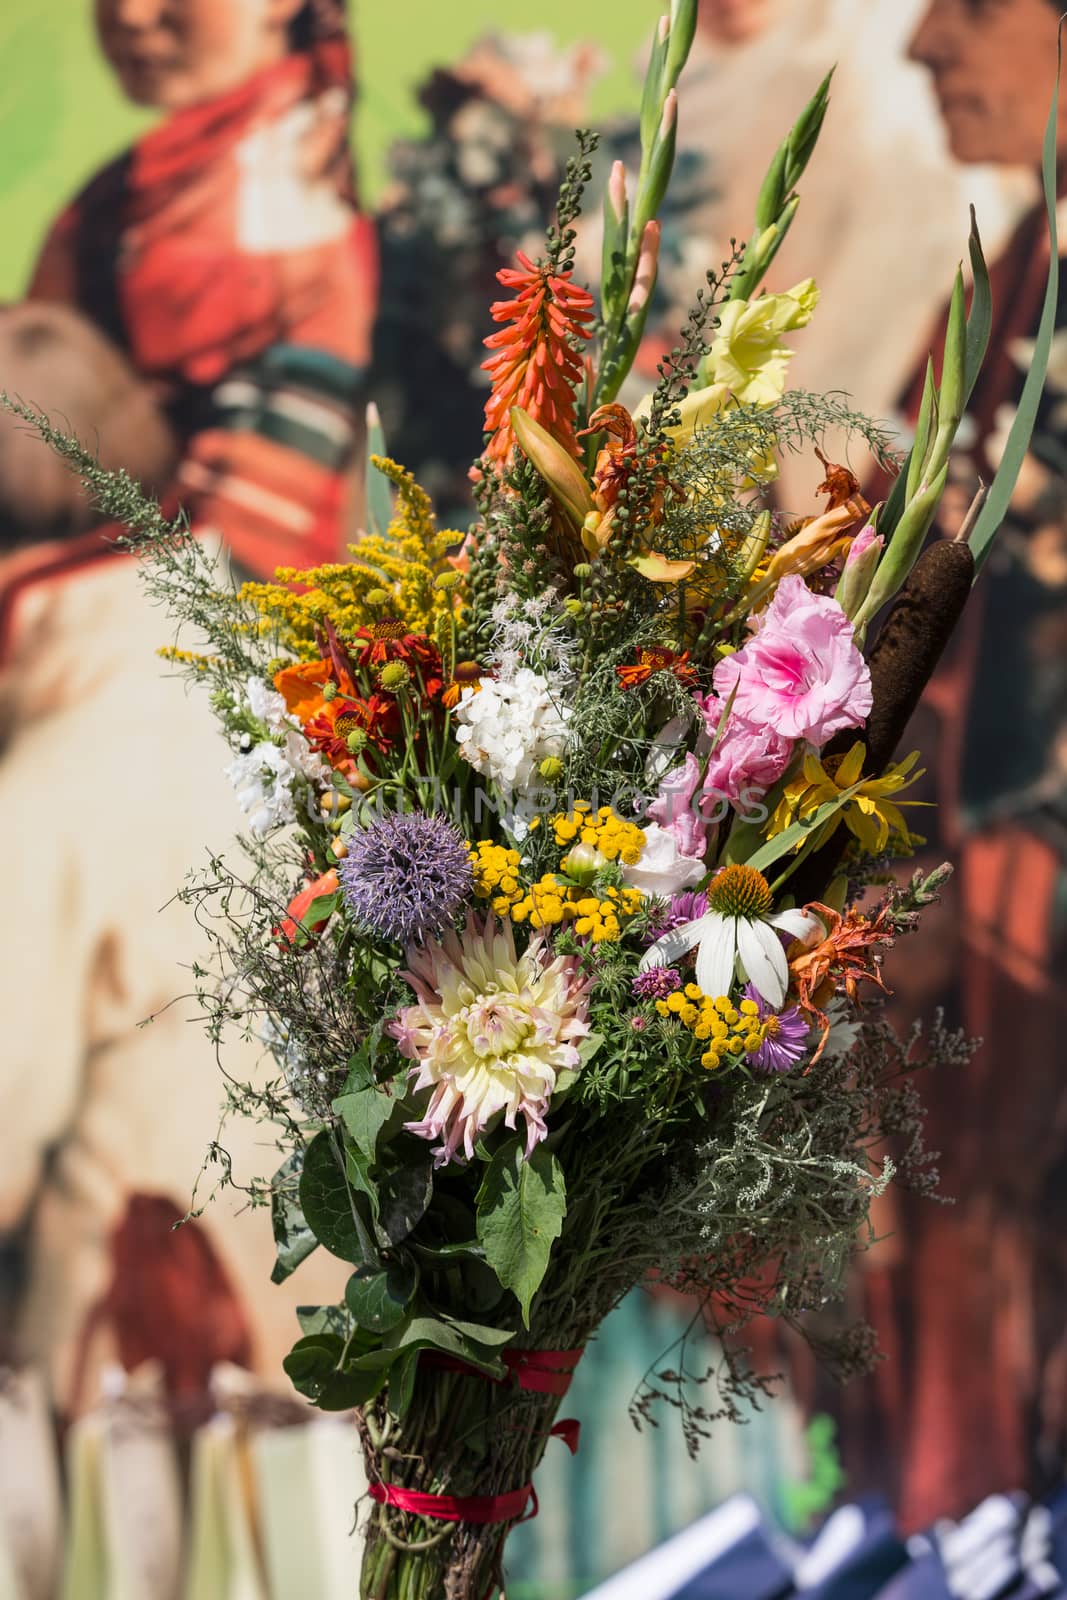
[742,983,811,1073]
[632,966,682,1001]
[339,811,473,946]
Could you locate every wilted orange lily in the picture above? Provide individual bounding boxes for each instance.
[277,869,339,946]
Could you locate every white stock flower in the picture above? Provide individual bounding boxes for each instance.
[454,668,570,793]
[225,741,299,838]
[244,675,292,736]
[621,824,705,899]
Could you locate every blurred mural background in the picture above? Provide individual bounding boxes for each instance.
[0,2,1063,1597]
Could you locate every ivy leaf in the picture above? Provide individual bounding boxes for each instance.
[282,1333,384,1411]
[338,1045,376,1095]
[345,1260,418,1334]
[476,1141,567,1327]
[299,1129,378,1265]
[349,1314,513,1376]
[296,1305,351,1339]
[388,1349,420,1418]
[270,1152,319,1284]
[376,1159,433,1246]
[333,1084,395,1162]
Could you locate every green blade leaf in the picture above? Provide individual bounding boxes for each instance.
[969,26,1062,571]
[964,205,992,402]
[744,781,867,875]
[365,405,393,537]
[476,1141,567,1328]
[883,206,993,542]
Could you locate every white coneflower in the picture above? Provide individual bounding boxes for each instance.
[639,863,818,1007]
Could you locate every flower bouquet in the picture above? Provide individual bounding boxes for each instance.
[11,5,1058,1597]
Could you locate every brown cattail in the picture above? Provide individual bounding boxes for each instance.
[863,538,974,775]
[786,538,974,906]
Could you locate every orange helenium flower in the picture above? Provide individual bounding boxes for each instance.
[616,646,697,691]
[481,251,594,466]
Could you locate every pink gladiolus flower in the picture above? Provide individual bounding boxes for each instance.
[699,702,794,804]
[846,522,883,565]
[712,574,872,746]
[647,752,710,859]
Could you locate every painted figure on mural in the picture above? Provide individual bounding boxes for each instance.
[0,0,376,1419]
[818,0,1067,1530]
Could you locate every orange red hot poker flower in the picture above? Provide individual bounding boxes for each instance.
[481,251,594,466]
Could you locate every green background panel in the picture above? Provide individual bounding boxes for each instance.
[0,3,657,298]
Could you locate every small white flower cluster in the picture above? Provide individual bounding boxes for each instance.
[454,667,570,792]
[489,593,575,681]
[244,675,294,736]
[226,741,301,838]
[225,677,330,838]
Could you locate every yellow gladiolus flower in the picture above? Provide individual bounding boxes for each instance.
[703,279,820,407]
[769,743,928,856]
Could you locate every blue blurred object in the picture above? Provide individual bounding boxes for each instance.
[580,1487,1067,1600]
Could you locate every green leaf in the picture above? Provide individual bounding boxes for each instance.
[964,206,992,402]
[883,206,993,543]
[270,1152,319,1285]
[510,407,594,532]
[338,1045,376,1095]
[970,28,1061,571]
[409,1237,485,1264]
[333,1085,395,1162]
[744,783,866,875]
[388,1349,420,1419]
[365,411,393,538]
[299,1129,378,1265]
[476,1141,567,1328]
[283,1333,384,1411]
[345,1260,418,1334]
[348,1313,512,1376]
[295,1305,351,1339]
[376,1159,433,1246]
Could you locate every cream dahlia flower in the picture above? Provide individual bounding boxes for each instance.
[389,913,591,1167]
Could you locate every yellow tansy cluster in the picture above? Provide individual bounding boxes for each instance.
[655,988,768,1071]
[510,876,644,941]
[468,841,524,915]
[551,803,645,867]
[238,457,465,659]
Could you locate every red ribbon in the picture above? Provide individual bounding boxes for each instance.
[502,1348,583,1396]
[549,1416,581,1455]
[368,1479,537,1525]
[420,1346,584,1397]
